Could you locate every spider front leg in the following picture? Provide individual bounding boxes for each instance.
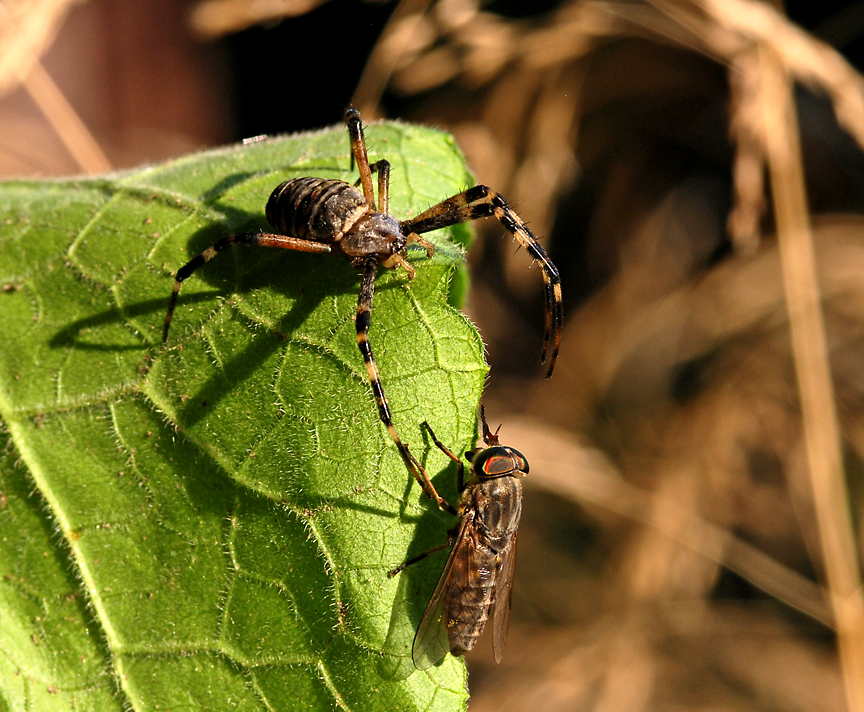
[369,160,391,214]
[162,231,331,342]
[353,159,390,213]
[356,258,456,516]
[401,185,563,377]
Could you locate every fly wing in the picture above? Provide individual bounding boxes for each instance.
[412,514,474,670]
[491,534,517,664]
[411,583,450,671]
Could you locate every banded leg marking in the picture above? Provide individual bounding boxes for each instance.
[162,231,330,342]
[346,106,375,206]
[401,185,562,377]
[356,260,456,515]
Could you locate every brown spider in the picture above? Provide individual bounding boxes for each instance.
[162,108,561,501]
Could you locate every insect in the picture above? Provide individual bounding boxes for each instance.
[162,108,558,495]
[390,406,527,668]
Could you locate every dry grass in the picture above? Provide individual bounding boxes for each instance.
[189,0,333,38]
[0,0,79,96]
[0,0,109,173]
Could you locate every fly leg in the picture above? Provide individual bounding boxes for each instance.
[421,420,466,492]
[388,526,458,577]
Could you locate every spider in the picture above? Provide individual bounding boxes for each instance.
[162,108,561,500]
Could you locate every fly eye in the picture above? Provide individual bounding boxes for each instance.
[508,447,529,474]
[482,455,516,476]
[472,446,516,477]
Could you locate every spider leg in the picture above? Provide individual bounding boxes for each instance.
[356,259,456,516]
[162,231,330,342]
[401,185,562,377]
[345,107,375,206]
[354,159,391,214]
[374,159,390,214]
[412,235,435,258]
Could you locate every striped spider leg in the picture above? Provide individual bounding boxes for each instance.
[401,186,563,377]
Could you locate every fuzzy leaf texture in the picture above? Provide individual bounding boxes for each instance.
[0,121,488,711]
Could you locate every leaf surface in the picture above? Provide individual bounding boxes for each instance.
[0,121,486,711]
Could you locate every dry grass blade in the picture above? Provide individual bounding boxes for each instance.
[594,0,864,255]
[727,48,765,254]
[508,417,833,629]
[0,0,79,96]
[0,1,110,174]
[759,44,864,712]
[353,0,437,117]
[189,0,334,38]
[18,59,110,174]
[693,0,864,154]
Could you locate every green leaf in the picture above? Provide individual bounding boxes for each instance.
[0,121,486,711]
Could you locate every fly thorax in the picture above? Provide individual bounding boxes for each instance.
[472,477,523,547]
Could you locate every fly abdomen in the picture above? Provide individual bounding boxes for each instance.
[266,177,368,243]
[443,535,498,655]
[446,592,494,655]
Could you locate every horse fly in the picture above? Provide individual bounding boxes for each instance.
[390,406,527,668]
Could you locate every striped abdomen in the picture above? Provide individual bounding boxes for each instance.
[265,177,369,243]
[443,531,502,655]
[446,476,521,655]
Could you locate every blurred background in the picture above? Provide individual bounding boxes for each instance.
[6,0,864,709]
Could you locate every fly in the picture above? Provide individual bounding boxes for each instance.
[390,406,527,668]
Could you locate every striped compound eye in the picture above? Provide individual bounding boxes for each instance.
[472,446,529,478]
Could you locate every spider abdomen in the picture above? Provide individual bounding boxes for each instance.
[266,177,369,243]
